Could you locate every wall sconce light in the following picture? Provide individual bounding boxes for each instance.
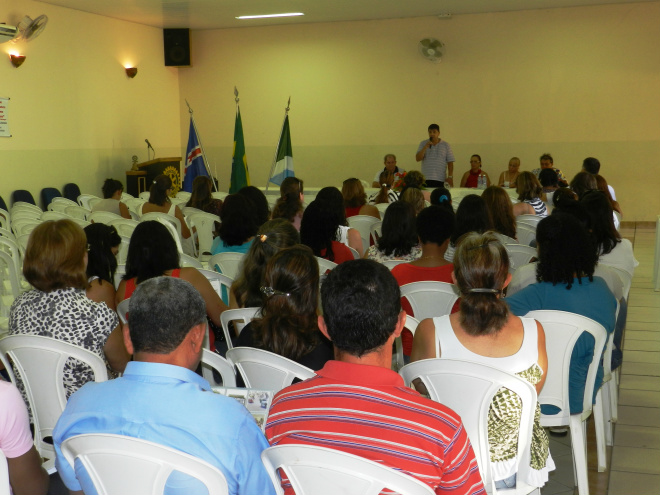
[125,67,138,78]
[9,53,26,68]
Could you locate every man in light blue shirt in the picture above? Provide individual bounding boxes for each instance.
[53,276,275,495]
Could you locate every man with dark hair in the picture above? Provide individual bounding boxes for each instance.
[265,259,484,494]
[582,156,617,200]
[531,153,568,187]
[415,123,455,187]
[53,277,274,495]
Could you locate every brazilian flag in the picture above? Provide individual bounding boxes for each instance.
[229,107,250,193]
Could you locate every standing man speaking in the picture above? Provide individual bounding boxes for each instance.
[415,123,455,188]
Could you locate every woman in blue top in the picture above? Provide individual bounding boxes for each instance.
[506,212,617,415]
[210,194,258,255]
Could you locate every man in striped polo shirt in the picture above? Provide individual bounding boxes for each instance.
[265,259,485,495]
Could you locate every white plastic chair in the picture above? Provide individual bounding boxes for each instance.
[141,212,195,257]
[114,264,126,290]
[181,254,203,269]
[220,307,260,349]
[516,214,541,229]
[347,215,381,253]
[0,208,11,230]
[77,194,101,210]
[369,221,382,243]
[399,359,538,495]
[198,269,233,305]
[139,191,151,201]
[115,235,131,265]
[515,224,536,247]
[88,211,124,225]
[181,206,204,217]
[201,348,236,387]
[175,191,191,202]
[124,198,146,218]
[13,220,41,237]
[261,444,434,495]
[41,210,70,222]
[188,212,218,259]
[399,281,459,320]
[347,246,361,260]
[211,191,229,201]
[10,202,41,216]
[117,298,130,326]
[60,433,229,495]
[524,310,608,495]
[226,347,315,393]
[64,205,91,221]
[316,256,338,275]
[393,314,419,372]
[381,259,407,270]
[208,252,245,280]
[504,244,536,273]
[49,198,78,211]
[0,335,108,460]
[107,218,139,238]
[375,202,390,216]
[605,265,632,301]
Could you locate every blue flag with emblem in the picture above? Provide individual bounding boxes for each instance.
[182,117,208,192]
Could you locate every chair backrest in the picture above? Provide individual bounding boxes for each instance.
[515,224,536,247]
[88,210,124,225]
[12,219,41,237]
[40,187,62,210]
[393,314,419,372]
[369,221,382,243]
[347,215,380,252]
[375,202,390,216]
[381,259,407,270]
[9,207,40,221]
[315,256,338,275]
[605,265,632,301]
[140,213,184,254]
[41,210,70,222]
[107,218,139,238]
[181,254,203,269]
[0,209,10,231]
[261,444,435,495]
[208,252,245,280]
[77,194,101,210]
[60,433,229,495]
[198,269,233,304]
[63,183,82,202]
[524,310,608,421]
[399,359,537,494]
[175,191,191,202]
[188,212,218,256]
[11,190,36,206]
[201,349,236,387]
[347,246,360,259]
[0,335,108,458]
[0,244,22,298]
[503,243,537,272]
[226,347,315,392]
[64,205,91,221]
[516,214,542,228]
[399,281,459,320]
[117,298,130,325]
[49,197,79,210]
[139,191,151,201]
[181,206,204,217]
[219,307,260,349]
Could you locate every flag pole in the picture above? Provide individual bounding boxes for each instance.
[185,99,217,191]
[265,97,291,193]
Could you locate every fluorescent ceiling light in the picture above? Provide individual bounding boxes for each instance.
[237,13,304,19]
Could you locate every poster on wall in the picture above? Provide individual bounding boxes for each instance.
[0,97,10,137]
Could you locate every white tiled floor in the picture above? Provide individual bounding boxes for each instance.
[541,223,660,495]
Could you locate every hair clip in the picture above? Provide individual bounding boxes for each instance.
[467,288,501,295]
[260,286,290,297]
[439,195,449,203]
[259,234,268,243]
[466,240,496,251]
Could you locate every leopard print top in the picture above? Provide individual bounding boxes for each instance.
[9,288,118,405]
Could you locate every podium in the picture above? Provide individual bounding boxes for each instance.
[126,157,182,197]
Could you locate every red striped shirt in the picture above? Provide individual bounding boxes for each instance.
[265,361,485,495]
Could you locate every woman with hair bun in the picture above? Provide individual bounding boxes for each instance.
[140,174,191,239]
[271,177,305,230]
[230,219,300,309]
[235,245,333,370]
[92,178,131,219]
[412,232,554,489]
[368,171,399,205]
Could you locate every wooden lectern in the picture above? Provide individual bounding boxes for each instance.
[126,157,182,197]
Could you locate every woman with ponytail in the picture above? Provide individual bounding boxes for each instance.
[271,177,305,230]
[234,245,333,370]
[412,232,554,489]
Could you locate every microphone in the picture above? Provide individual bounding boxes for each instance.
[145,139,154,151]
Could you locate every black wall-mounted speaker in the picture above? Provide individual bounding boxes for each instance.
[163,28,191,67]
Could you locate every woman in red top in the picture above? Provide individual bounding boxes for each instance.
[300,200,354,264]
[341,178,380,219]
[460,154,491,188]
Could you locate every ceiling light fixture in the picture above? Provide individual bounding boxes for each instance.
[237,12,304,20]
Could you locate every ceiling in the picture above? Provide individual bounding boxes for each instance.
[33,0,654,30]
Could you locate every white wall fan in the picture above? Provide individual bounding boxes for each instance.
[0,15,49,44]
[418,38,445,63]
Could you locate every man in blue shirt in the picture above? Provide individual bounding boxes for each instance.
[53,276,275,495]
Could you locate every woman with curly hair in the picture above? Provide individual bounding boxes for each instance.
[342,178,380,219]
[230,219,300,309]
[92,178,131,219]
[235,245,333,370]
[513,171,547,217]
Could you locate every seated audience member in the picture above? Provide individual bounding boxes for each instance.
[92,178,132,219]
[238,185,271,227]
[368,171,399,204]
[582,156,616,200]
[0,380,49,495]
[552,186,578,209]
[430,186,454,213]
[538,168,559,208]
[211,194,257,255]
[498,157,521,188]
[140,174,191,239]
[230,219,299,309]
[235,246,333,369]
[514,171,547,218]
[532,153,568,187]
[400,170,431,201]
[54,277,275,495]
[391,205,456,356]
[315,187,364,256]
[460,154,491,188]
[300,200,354,264]
[265,259,484,495]
[84,223,121,310]
[271,177,305,231]
[117,221,228,350]
[594,174,622,218]
[569,171,597,200]
[445,194,493,262]
[412,233,554,488]
[366,201,421,263]
[342,178,380,219]
[482,185,517,243]
[10,220,128,403]
[371,153,404,188]
[400,187,426,216]
[185,175,223,236]
[505,213,617,415]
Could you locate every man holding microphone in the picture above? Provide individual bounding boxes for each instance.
[415,123,455,188]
